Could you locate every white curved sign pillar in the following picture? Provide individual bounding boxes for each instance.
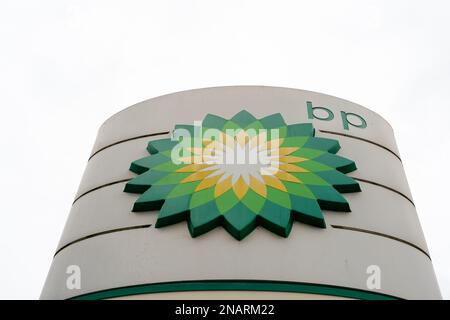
[41,86,441,300]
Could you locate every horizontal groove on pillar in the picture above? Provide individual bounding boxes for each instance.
[87,129,401,164]
[352,177,414,206]
[63,128,419,258]
[72,177,414,207]
[88,131,170,160]
[318,129,402,162]
[54,223,429,261]
[54,224,152,257]
[72,179,132,205]
[331,225,429,259]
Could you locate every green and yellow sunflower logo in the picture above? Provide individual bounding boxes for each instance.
[124,110,361,240]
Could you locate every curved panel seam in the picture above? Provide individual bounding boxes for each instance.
[72,179,131,204]
[54,224,152,257]
[73,177,414,206]
[88,129,401,163]
[88,131,170,161]
[53,223,428,260]
[331,225,429,259]
[318,129,401,162]
[352,177,414,206]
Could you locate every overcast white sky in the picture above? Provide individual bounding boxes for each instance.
[0,0,449,299]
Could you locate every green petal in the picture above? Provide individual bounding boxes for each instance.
[241,189,266,213]
[222,120,242,131]
[307,185,351,212]
[153,172,191,186]
[266,187,291,209]
[124,170,167,193]
[291,148,325,159]
[316,171,361,193]
[258,201,293,237]
[268,126,287,140]
[281,136,309,148]
[152,161,183,172]
[303,137,340,153]
[189,187,215,209]
[223,204,257,240]
[155,195,191,227]
[129,154,170,174]
[188,202,222,237]
[203,114,228,129]
[314,153,357,173]
[167,181,199,199]
[283,181,315,199]
[290,196,325,228]
[244,120,264,131]
[260,113,286,129]
[297,160,333,172]
[216,189,240,213]
[291,172,330,186]
[286,123,314,137]
[231,110,257,128]
[147,139,179,154]
[132,185,173,211]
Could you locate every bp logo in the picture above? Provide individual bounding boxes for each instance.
[124,110,361,240]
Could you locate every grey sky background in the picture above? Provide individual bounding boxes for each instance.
[0,0,449,299]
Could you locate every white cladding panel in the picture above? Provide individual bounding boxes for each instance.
[42,224,440,300]
[91,86,400,157]
[57,181,428,256]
